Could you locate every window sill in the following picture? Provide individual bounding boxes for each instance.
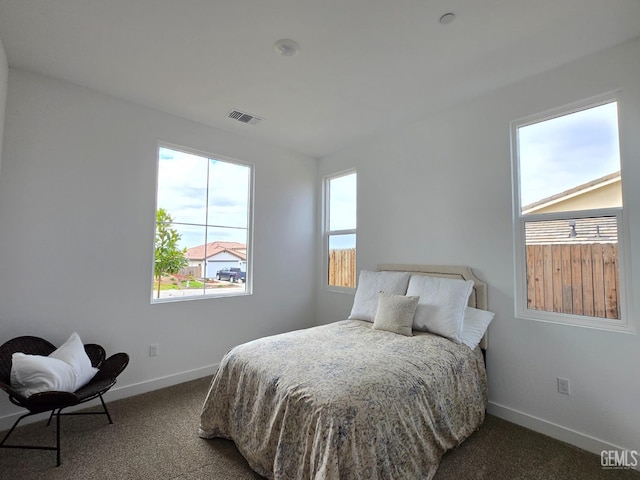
[324,285,356,294]
[151,290,251,304]
[517,309,636,334]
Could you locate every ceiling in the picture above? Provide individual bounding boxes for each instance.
[1,1,640,159]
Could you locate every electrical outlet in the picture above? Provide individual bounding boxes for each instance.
[149,344,159,357]
[557,377,570,395]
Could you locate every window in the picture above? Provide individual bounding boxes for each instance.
[152,144,253,301]
[511,97,630,331]
[325,171,357,289]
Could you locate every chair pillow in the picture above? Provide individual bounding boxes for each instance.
[406,275,474,343]
[372,292,419,336]
[10,353,77,397]
[50,332,98,390]
[348,270,411,322]
[10,332,99,397]
[461,307,495,350]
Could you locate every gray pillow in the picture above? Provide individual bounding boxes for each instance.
[372,292,419,336]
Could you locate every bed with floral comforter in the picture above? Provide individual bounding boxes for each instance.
[199,319,487,479]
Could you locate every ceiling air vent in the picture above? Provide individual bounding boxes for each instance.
[227,109,263,125]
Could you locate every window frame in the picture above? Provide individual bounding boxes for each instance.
[151,142,254,303]
[510,93,633,332]
[323,169,357,292]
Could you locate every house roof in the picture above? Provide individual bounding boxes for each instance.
[523,172,620,245]
[522,171,621,214]
[185,241,247,261]
[525,217,617,245]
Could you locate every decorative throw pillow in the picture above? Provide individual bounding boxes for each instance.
[348,270,411,322]
[461,307,495,350]
[372,292,419,336]
[10,353,77,397]
[10,332,98,397]
[50,332,98,390]
[406,275,474,343]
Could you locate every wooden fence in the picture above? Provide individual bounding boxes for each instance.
[178,266,200,278]
[329,248,356,288]
[526,243,619,319]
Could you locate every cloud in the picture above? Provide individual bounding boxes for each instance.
[518,102,619,207]
[156,147,250,246]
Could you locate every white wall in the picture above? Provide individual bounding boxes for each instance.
[0,36,8,175]
[0,70,317,427]
[317,38,640,455]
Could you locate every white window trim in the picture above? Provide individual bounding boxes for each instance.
[323,169,357,293]
[151,142,254,303]
[510,93,634,333]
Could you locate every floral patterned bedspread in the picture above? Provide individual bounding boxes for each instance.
[199,320,488,479]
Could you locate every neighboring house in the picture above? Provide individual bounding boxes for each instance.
[522,171,621,215]
[184,241,247,279]
[523,172,620,244]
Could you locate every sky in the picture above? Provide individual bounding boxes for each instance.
[518,101,620,209]
[156,147,250,250]
[328,172,357,249]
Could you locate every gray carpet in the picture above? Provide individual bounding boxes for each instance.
[0,377,637,479]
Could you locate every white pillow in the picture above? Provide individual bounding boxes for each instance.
[372,292,419,336]
[9,332,99,397]
[50,332,98,390]
[461,307,495,350]
[348,270,411,322]
[10,353,77,397]
[406,275,474,343]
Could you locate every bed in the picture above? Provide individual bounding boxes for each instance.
[199,264,492,479]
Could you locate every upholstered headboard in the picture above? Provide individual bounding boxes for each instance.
[378,264,489,350]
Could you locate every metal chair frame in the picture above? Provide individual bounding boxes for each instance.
[0,336,128,466]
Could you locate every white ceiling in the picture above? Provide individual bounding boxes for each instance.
[1,1,639,159]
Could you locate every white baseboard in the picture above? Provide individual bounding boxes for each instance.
[488,401,640,472]
[0,363,218,432]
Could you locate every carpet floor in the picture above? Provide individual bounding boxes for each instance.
[0,376,637,479]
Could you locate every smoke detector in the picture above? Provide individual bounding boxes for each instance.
[227,109,263,125]
[273,38,300,57]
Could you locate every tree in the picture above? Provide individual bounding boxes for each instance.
[154,208,188,298]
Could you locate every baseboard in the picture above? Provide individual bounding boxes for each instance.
[0,363,218,432]
[488,401,640,472]
[103,363,218,402]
